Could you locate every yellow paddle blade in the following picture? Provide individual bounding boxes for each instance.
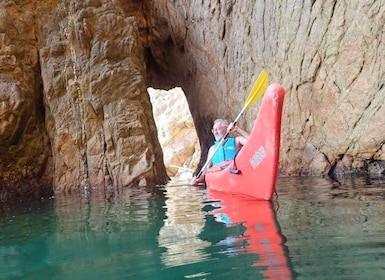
[242,70,269,111]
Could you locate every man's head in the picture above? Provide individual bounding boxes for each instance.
[211,118,228,141]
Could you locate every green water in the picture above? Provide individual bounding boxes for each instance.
[1,177,385,279]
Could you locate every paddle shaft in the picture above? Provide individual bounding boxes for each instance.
[169,164,194,172]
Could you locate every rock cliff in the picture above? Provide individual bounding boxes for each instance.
[0,0,384,199]
[1,0,169,199]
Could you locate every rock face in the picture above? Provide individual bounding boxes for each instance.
[0,1,168,199]
[0,1,52,199]
[0,0,384,199]
[38,1,168,193]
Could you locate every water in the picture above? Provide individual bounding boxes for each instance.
[1,176,385,279]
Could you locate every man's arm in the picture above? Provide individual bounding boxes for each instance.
[229,124,249,149]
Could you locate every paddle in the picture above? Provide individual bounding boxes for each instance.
[194,70,269,180]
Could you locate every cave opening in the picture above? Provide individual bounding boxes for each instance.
[148,87,201,179]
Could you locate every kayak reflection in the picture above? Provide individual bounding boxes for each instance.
[207,190,292,279]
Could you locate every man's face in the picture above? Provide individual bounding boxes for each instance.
[211,122,227,141]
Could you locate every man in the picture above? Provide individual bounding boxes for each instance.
[192,118,249,184]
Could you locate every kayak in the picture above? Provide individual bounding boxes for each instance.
[205,83,285,200]
[207,190,292,278]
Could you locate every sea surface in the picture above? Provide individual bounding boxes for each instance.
[1,176,385,280]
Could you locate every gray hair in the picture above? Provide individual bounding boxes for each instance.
[213,118,229,127]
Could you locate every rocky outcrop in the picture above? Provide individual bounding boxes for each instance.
[0,0,384,200]
[1,1,169,199]
[38,1,170,194]
[38,1,169,194]
[0,1,52,199]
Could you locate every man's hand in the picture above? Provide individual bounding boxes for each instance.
[191,175,205,185]
[228,122,235,132]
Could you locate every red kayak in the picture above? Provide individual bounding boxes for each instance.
[208,190,292,278]
[205,83,285,200]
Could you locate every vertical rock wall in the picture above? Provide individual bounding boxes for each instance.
[37,0,167,193]
[275,1,385,177]
[0,1,52,199]
[0,0,168,200]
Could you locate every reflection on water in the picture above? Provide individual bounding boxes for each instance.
[0,188,167,280]
[158,183,291,279]
[207,190,292,279]
[157,182,291,279]
[1,176,385,279]
[276,176,385,279]
[158,184,210,267]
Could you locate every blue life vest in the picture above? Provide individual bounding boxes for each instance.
[212,138,237,166]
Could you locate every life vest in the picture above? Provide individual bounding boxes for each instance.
[212,138,237,166]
